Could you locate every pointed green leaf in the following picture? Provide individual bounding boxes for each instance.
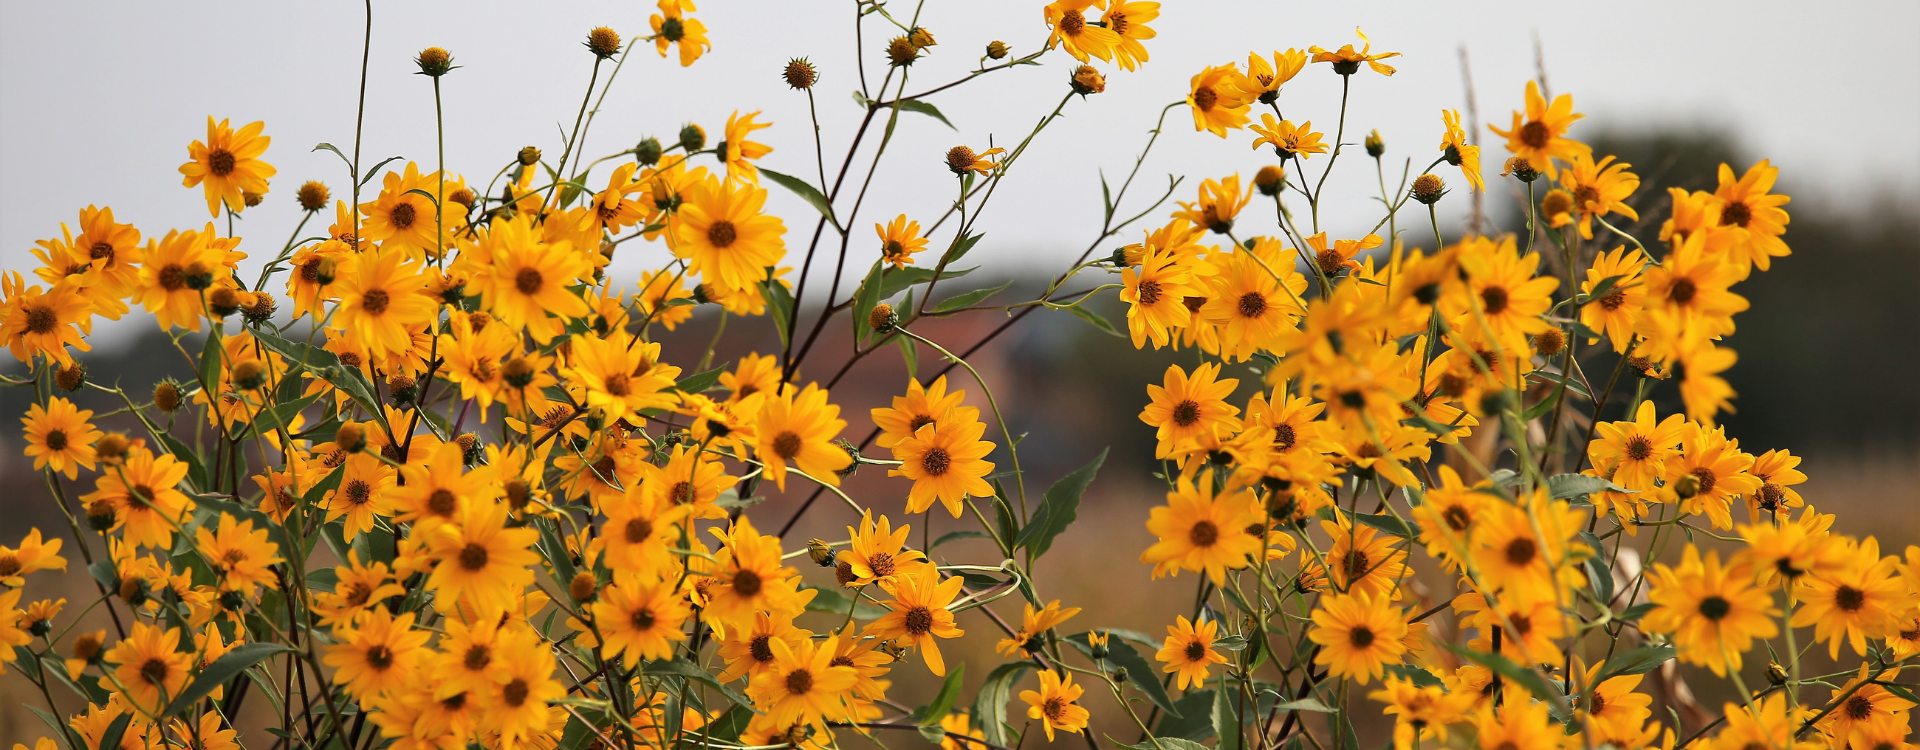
[644,658,755,710]
[761,168,836,225]
[1063,303,1125,338]
[894,99,957,130]
[1016,448,1107,558]
[1593,644,1674,684]
[911,664,966,726]
[1211,682,1243,750]
[931,280,1014,313]
[674,366,727,395]
[970,661,1036,747]
[163,642,292,717]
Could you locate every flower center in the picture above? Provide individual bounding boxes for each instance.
[1317,249,1345,276]
[1504,537,1537,567]
[390,202,416,229]
[1184,640,1205,661]
[1518,121,1550,149]
[1624,436,1653,461]
[1137,280,1162,306]
[604,373,632,397]
[1698,595,1731,620]
[1237,292,1268,319]
[515,267,544,295]
[1342,550,1370,581]
[344,480,371,506]
[1188,520,1219,547]
[1058,9,1085,35]
[365,645,393,670]
[1600,290,1627,310]
[159,264,187,291]
[707,220,738,248]
[1668,278,1698,305]
[1443,506,1472,532]
[1192,86,1217,112]
[772,431,803,459]
[427,489,458,517]
[921,447,952,476]
[465,644,491,670]
[1573,185,1600,208]
[1107,12,1129,34]
[630,606,657,631]
[835,560,859,586]
[1480,286,1509,314]
[459,543,489,571]
[625,517,654,544]
[25,306,57,334]
[749,635,774,663]
[786,668,815,695]
[502,678,529,707]
[1348,626,1375,648]
[905,606,935,635]
[1043,697,1067,721]
[1273,423,1297,451]
[209,149,237,177]
[1720,201,1752,228]
[868,552,897,578]
[140,657,171,685]
[1845,694,1874,720]
[1689,467,1717,495]
[732,569,763,596]
[361,289,390,314]
[670,481,693,505]
[43,429,69,452]
[1835,585,1865,612]
[1172,399,1201,427]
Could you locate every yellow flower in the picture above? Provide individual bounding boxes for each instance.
[755,383,853,491]
[635,269,693,331]
[194,513,282,597]
[1310,27,1401,76]
[650,0,711,67]
[945,145,1005,176]
[562,332,680,426]
[1792,536,1909,659]
[103,621,191,714]
[1471,488,1589,607]
[1301,231,1383,276]
[994,599,1081,657]
[1588,400,1687,494]
[720,110,774,184]
[1664,425,1760,530]
[1309,592,1408,684]
[1140,474,1263,584]
[938,712,987,750]
[326,607,432,699]
[596,475,685,577]
[68,205,144,301]
[872,375,977,449]
[705,517,807,633]
[593,579,691,663]
[312,553,406,628]
[1470,700,1567,750]
[1713,159,1793,275]
[1643,544,1777,676]
[875,215,929,269]
[1174,175,1251,235]
[835,511,928,589]
[1101,1,1159,71]
[332,247,436,359]
[721,351,783,408]
[1577,245,1647,353]
[1140,362,1240,459]
[865,565,965,675]
[423,501,540,616]
[1558,153,1640,240]
[1703,693,1820,750]
[1440,109,1484,191]
[1369,675,1476,750]
[1239,49,1307,103]
[1187,64,1252,137]
[1305,516,1410,601]
[1489,81,1589,179]
[482,632,564,748]
[21,397,100,479]
[1019,670,1089,741]
[1449,235,1558,353]
[717,611,812,682]
[1043,0,1119,64]
[358,162,451,258]
[133,224,244,333]
[179,117,274,217]
[747,634,859,730]
[1252,115,1328,159]
[469,215,593,344]
[1121,250,1198,350]
[643,444,736,520]
[390,441,497,528]
[890,410,996,518]
[81,444,193,551]
[1155,615,1228,689]
[673,176,786,294]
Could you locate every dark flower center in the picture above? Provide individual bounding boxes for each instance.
[749,635,774,662]
[773,431,802,459]
[921,447,952,476]
[1273,423,1297,451]
[1504,538,1538,567]
[1058,9,1085,35]
[459,543,489,571]
[390,202,416,229]
[868,552,897,578]
[25,306,57,334]
[904,606,935,635]
[365,645,393,670]
[464,644,491,670]
[140,657,171,685]
[1349,626,1375,648]
[1188,520,1219,547]
[1669,278,1698,305]
[1184,640,1205,661]
[1835,585,1865,612]
[625,517,654,544]
[1192,86,1217,112]
[1518,121,1550,149]
[1720,201,1752,228]
[1480,286,1509,314]
[502,678,529,707]
[43,429,68,451]
[209,149,237,177]
[361,289,390,314]
[631,606,657,631]
[786,669,814,695]
[1443,506,1471,532]
[1698,595,1731,621]
[708,220,738,248]
[516,268,544,295]
[1238,292,1268,319]
[1625,436,1653,461]
[732,569,763,596]
[1137,280,1162,306]
[1172,399,1202,427]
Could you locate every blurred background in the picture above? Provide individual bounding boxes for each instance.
[3,1,1917,746]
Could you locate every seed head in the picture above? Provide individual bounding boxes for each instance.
[986,41,1009,60]
[55,362,85,392]
[633,137,663,166]
[1502,156,1540,183]
[1365,130,1386,158]
[586,27,622,59]
[518,146,542,166]
[388,372,417,404]
[1534,328,1566,357]
[242,292,277,326]
[886,36,918,67]
[1540,189,1573,219]
[231,361,266,391]
[447,188,476,209]
[945,146,978,174]
[183,262,215,290]
[783,58,818,89]
[415,47,454,77]
[1411,174,1446,205]
[868,303,898,333]
[456,432,482,463]
[153,381,182,413]
[679,123,706,153]
[1253,165,1286,196]
[569,571,599,602]
[335,422,367,454]
[297,181,330,211]
[1070,65,1106,95]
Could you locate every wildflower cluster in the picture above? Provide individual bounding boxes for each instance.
[1,5,1905,750]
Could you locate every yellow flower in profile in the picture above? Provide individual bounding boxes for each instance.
[1309,592,1408,684]
[1556,153,1640,239]
[1792,536,1908,659]
[1043,0,1119,64]
[423,501,539,616]
[1302,231,1383,276]
[1713,159,1793,275]
[1369,675,1476,750]
[755,383,853,491]
[1642,544,1777,676]
[1675,342,1739,425]
[875,215,929,269]
[195,514,282,597]
[1309,27,1401,76]
[1122,250,1198,349]
[945,145,1005,176]
[835,510,927,589]
[1440,109,1484,191]
[1252,115,1328,159]
[673,177,786,293]
[866,565,965,675]
[179,117,274,217]
[103,621,191,714]
[1140,362,1240,459]
[1140,474,1263,584]
[719,110,774,184]
[705,517,806,632]
[872,375,976,449]
[588,162,648,234]
[994,599,1081,657]
[81,444,193,551]
[890,411,996,518]
[1174,175,1251,235]
[1239,49,1307,103]
[1704,693,1819,750]
[1019,670,1089,741]
[332,248,435,359]
[1187,64,1252,137]
[69,205,144,300]
[650,0,710,67]
[1489,81,1589,178]
[748,634,859,730]
[21,397,100,479]
[1101,1,1159,71]
[0,529,66,587]
[1155,615,1228,689]
[592,579,691,662]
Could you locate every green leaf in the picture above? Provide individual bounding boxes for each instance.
[852,90,870,109]
[1348,511,1421,539]
[1212,681,1243,750]
[1548,473,1633,501]
[163,642,292,717]
[1383,664,1445,689]
[894,99,957,129]
[931,530,990,549]
[1114,738,1211,750]
[703,705,752,743]
[237,393,321,441]
[760,168,836,224]
[1064,631,1179,719]
[674,366,726,395]
[252,331,385,426]
[1154,690,1217,741]
[1016,448,1107,558]
[801,584,889,620]
[878,265,976,301]
[644,658,755,710]
[761,278,797,345]
[852,260,885,347]
[1063,303,1125,338]
[358,156,408,187]
[911,663,966,726]
[1445,644,1565,710]
[311,142,352,174]
[97,712,132,750]
[918,724,948,746]
[940,233,985,268]
[897,332,918,381]
[25,704,73,750]
[931,280,1013,313]
[1529,370,1593,400]
[1270,697,1333,712]
[1876,681,1919,704]
[1618,602,1656,621]
[970,661,1037,748]
[1593,644,1674,684]
[197,330,223,398]
[1575,274,1628,305]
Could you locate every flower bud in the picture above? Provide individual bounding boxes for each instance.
[55,362,85,392]
[868,303,898,333]
[1411,174,1446,205]
[231,361,266,391]
[784,58,818,89]
[152,381,182,413]
[886,36,918,67]
[208,287,243,317]
[87,499,116,531]
[503,478,532,512]
[908,27,937,50]
[1671,472,1701,500]
[569,571,599,602]
[503,357,537,389]
[415,47,454,77]
[586,27,622,59]
[986,41,1009,60]
[1253,165,1286,196]
[679,123,706,153]
[1365,130,1385,158]
[806,539,836,567]
[634,137,663,166]
[71,631,105,666]
[1070,65,1106,95]
[1765,661,1788,686]
[387,372,417,404]
[1540,189,1573,222]
[335,422,367,454]
[183,262,215,291]
[1502,156,1540,183]
[95,432,130,466]
[1112,666,1129,684]
[456,432,482,463]
[297,181,330,211]
[518,146,543,166]
[242,191,264,208]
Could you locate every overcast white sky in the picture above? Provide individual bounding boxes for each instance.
[4,1,1917,349]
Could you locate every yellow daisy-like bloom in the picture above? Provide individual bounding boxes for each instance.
[835,510,928,589]
[705,517,807,633]
[596,476,685,576]
[1309,27,1401,76]
[312,553,405,629]
[1187,64,1253,137]
[1240,49,1307,103]
[875,215,929,269]
[483,633,564,748]
[21,397,100,479]
[1101,1,1158,70]
[588,162,648,234]
[81,445,193,551]
[469,216,593,344]
[390,441,497,528]
[1141,474,1263,584]
[32,221,131,325]
[1577,245,1647,353]
[1252,115,1329,159]
[650,0,710,67]
[1155,615,1228,690]
[1469,488,1588,606]
[673,176,786,293]
[3,275,94,364]
[1735,506,1847,588]
[1174,174,1251,235]
[1440,109,1484,192]
[70,205,144,300]
[890,411,996,518]
[592,579,691,663]
[1489,81,1589,179]
[1664,425,1760,530]
[1449,235,1558,353]
[644,444,736,520]
[103,621,192,714]
[994,599,1081,657]
[0,529,66,587]
[1704,693,1820,750]
[1589,400,1687,494]
[1202,251,1306,362]
[1370,675,1476,750]
[719,110,773,184]
[866,565,965,675]
[1121,250,1198,349]
[1043,0,1119,64]
[755,383,852,491]
[194,513,282,597]
[563,332,680,426]
[1747,448,1807,516]
[1309,592,1408,684]
[722,351,783,408]
[1302,231,1384,277]
[1642,544,1778,676]
[945,145,1005,176]
[1556,153,1640,240]
[1306,517,1411,601]
[1140,362,1241,459]
[1470,701,1567,750]
[748,634,859,730]
[717,611,811,682]
[634,268,693,331]
[285,239,354,322]
[332,248,435,359]
[872,375,976,449]
[937,712,987,750]
[1676,342,1739,425]
[1020,670,1089,742]
[359,163,449,259]
[133,225,234,332]
[1815,664,1913,740]
[1713,159,1793,275]
[1792,536,1907,659]
[423,501,540,616]
[179,117,274,217]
